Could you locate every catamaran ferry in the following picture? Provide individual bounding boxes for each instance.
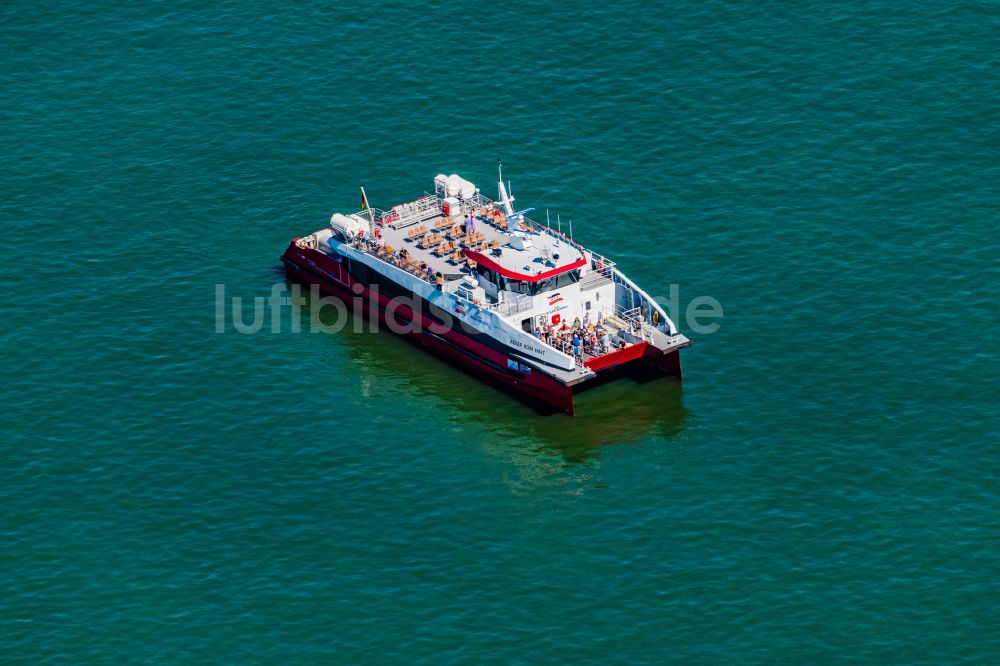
[281,164,691,414]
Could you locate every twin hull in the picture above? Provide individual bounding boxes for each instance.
[281,241,682,415]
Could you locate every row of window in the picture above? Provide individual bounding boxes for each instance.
[476,266,581,296]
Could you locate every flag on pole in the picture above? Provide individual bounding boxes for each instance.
[360,187,370,210]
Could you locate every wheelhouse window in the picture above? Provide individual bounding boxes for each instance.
[475,266,581,296]
[531,270,581,294]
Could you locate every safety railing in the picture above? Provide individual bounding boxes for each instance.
[481,295,532,318]
[375,196,440,229]
[616,304,657,341]
[589,251,616,278]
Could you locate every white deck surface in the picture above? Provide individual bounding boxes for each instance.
[377,210,584,286]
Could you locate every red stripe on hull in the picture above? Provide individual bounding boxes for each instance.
[282,243,576,414]
[584,341,649,371]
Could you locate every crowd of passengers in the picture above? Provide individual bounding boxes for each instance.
[535,313,627,359]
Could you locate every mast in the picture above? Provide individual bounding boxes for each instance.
[497,158,515,217]
[360,186,375,227]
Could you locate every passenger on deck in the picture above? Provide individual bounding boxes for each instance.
[572,334,582,357]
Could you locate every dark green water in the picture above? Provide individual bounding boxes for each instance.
[3,1,998,662]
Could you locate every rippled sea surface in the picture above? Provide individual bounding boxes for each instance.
[3,1,998,662]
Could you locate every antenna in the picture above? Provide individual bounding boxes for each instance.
[557,214,561,234]
[569,219,573,239]
[546,209,551,227]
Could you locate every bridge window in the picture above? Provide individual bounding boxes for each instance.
[476,266,581,296]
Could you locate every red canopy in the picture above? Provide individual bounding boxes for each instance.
[462,249,587,283]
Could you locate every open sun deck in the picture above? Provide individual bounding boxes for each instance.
[377,207,584,289]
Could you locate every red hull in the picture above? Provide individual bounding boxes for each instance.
[642,341,683,380]
[282,243,577,414]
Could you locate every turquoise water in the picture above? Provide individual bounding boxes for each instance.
[3,1,998,662]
